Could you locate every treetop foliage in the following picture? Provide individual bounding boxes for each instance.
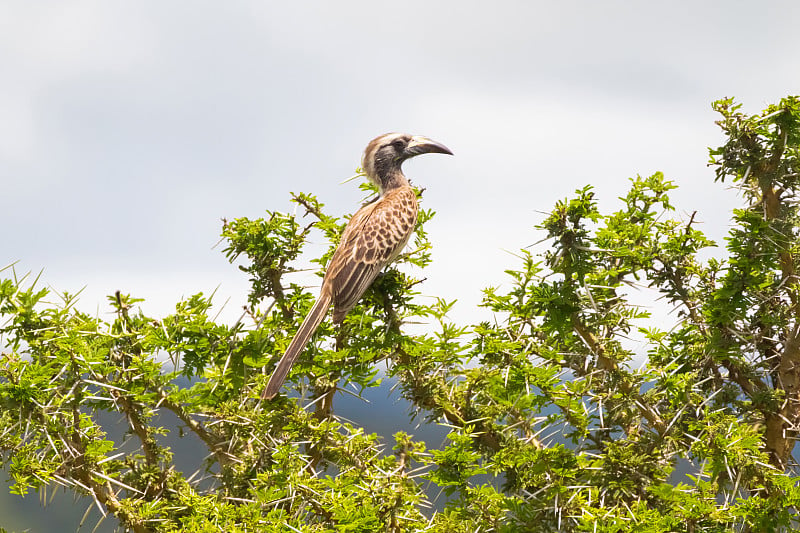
[2,96,800,531]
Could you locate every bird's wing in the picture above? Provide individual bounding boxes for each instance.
[325,187,418,321]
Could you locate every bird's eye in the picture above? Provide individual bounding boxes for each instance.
[391,139,405,150]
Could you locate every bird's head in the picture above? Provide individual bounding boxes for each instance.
[362,133,453,193]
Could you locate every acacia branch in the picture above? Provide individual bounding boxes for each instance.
[570,314,666,434]
[748,122,800,468]
[61,406,152,533]
[158,391,236,469]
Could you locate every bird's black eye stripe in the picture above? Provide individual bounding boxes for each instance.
[391,139,406,150]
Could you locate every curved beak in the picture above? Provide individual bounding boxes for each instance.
[403,135,454,158]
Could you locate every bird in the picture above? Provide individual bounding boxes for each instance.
[262,133,453,399]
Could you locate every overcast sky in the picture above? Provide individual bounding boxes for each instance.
[3,4,800,529]
[3,2,800,329]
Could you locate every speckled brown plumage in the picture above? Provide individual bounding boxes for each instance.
[326,186,418,323]
[263,133,452,400]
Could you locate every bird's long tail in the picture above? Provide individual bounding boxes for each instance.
[262,292,332,399]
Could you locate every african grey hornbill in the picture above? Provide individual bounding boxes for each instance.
[262,133,452,399]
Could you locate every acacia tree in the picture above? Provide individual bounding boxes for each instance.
[1,96,800,532]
